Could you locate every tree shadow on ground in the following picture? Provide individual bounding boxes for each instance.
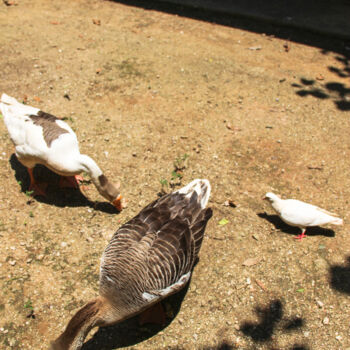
[258,212,335,238]
[329,256,350,295]
[292,53,350,112]
[240,299,308,349]
[9,154,118,214]
[110,1,350,113]
[109,0,349,55]
[82,282,190,350]
[169,340,237,349]
[170,340,309,350]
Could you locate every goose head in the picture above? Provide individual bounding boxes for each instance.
[96,175,123,211]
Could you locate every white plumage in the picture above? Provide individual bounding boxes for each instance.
[264,192,343,240]
[0,93,123,210]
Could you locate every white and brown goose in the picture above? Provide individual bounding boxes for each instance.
[0,93,123,210]
[50,179,212,350]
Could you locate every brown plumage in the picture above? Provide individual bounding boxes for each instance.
[51,179,212,350]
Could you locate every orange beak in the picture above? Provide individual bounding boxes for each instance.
[112,194,123,211]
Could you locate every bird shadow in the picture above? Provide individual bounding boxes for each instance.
[329,256,350,295]
[258,212,335,238]
[82,282,190,350]
[9,154,118,214]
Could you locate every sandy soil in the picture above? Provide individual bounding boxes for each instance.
[0,1,350,349]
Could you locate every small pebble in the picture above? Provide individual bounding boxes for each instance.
[61,242,67,248]
[9,260,16,266]
[316,300,324,308]
[322,317,329,325]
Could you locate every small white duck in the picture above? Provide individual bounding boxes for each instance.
[263,192,343,240]
[50,179,212,350]
[0,93,123,210]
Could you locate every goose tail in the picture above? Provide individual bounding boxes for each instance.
[176,179,211,209]
[1,93,20,106]
[0,93,39,119]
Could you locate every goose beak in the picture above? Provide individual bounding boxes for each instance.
[262,196,267,200]
[112,194,123,211]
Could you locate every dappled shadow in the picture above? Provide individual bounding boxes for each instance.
[109,1,350,113]
[291,346,310,350]
[169,340,237,350]
[329,256,350,295]
[240,299,283,341]
[9,154,119,214]
[258,212,335,238]
[83,282,190,350]
[200,341,236,350]
[240,299,306,344]
[292,53,350,111]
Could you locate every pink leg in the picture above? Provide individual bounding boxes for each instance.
[294,228,306,240]
[27,168,47,197]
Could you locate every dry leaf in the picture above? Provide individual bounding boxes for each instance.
[242,257,261,267]
[307,165,323,170]
[92,19,101,26]
[248,46,262,51]
[3,0,17,6]
[316,74,324,81]
[51,21,60,25]
[33,96,41,102]
[255,279,267,291]
[226,124,241,132]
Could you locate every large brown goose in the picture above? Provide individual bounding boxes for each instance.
[0,93,123,210]
[50,179,212,350]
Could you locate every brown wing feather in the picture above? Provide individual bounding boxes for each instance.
[102,190,212,296]
[144,207,212,293]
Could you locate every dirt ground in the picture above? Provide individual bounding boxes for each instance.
[1,1,350,349]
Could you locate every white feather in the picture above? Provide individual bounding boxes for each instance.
[265,192,343,230]
[176,179,211,208]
